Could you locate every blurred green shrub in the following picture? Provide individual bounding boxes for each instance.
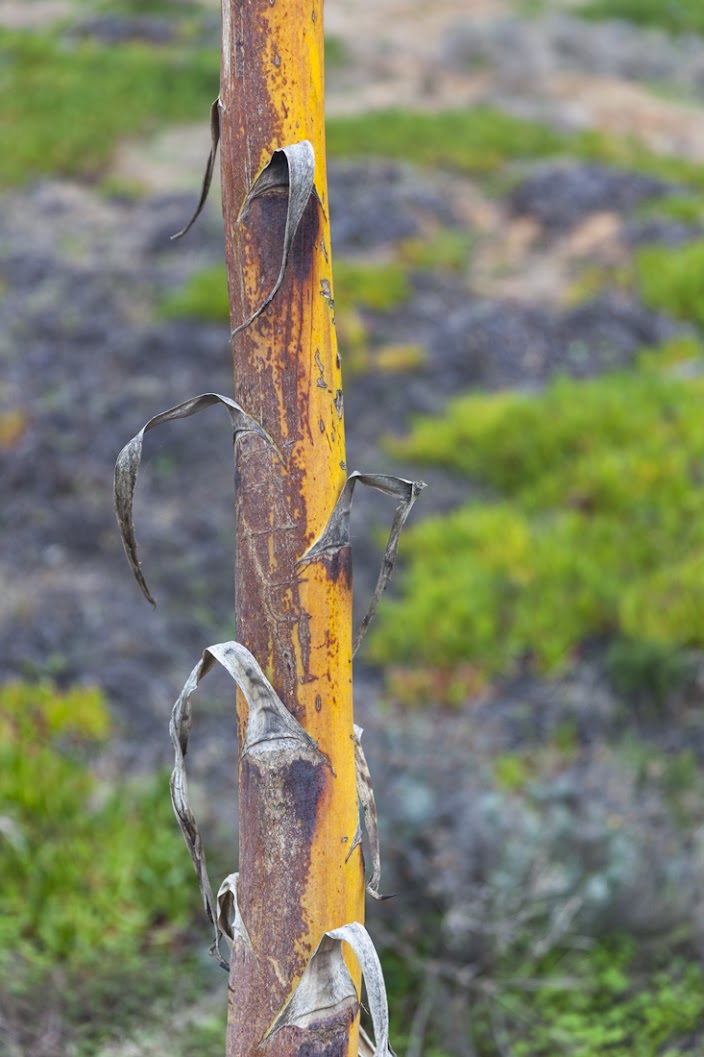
[372,368,704,676]
[509,943,704,1057]
[0,29,217,185]
[160,264,229,323]
[636,241,704,327]
[0,679,195,974]
[325,107,704,190]
[578,0,704,36]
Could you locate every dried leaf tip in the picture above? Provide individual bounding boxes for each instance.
[171,98,221,240]
[298,471,425,652]
[114,393,270,604]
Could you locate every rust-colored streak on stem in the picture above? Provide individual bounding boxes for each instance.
[220,2,364,1055]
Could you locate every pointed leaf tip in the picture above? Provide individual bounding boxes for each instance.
[114,393,270,604]
[171,98,221,240]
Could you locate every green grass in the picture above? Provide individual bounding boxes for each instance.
[0,29,218,186]
[383,935,704,1057]
[325,107,704,190]
[160,264,229,323]
[372,366,704,676]
[0,679,205,1051]
[333,259,411,311]
[636,240,704,326]
[637,193,704,225]
[509,944,704,1057]
[326,108,567,175]
[578,0,704,36]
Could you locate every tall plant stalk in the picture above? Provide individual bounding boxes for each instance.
[219,1,363,1054]
[116,2,422,1054]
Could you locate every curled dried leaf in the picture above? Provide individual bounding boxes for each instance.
[217,872,252,952]
[231,140,316,336]
[114,393,270,604]
[298,471,425,653]
[170,641,327,965]
[267,921,391,1057]
[352,725,388,901]
[171,98,221,240]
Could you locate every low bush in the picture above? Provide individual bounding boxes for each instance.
[0,29,218,185]
[373,367,704,675]
[578,0,704,37]
[0,679,203,1053]
[636,240,704,327]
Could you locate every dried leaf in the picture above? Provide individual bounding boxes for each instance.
[231,140,316,336]
[359,1025,397,1057]
[114,393,270,604]
[171,98,221,240]
[352,725,387,901]
[169,641,327,965]
[298,471,425,653]
[267,921,391,1057]
[217,872,252,952]
[265,934,358,1034]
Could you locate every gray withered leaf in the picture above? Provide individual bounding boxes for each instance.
[171,98,221,240]
[352,724,386,901]
[266,921,392,1057]
[216,872,252,952]
[114,393,269,605]
[298,471,425,653]
[231,139,316,336]
[170,641,325,967]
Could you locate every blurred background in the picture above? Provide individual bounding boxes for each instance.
[3,0,704,1054]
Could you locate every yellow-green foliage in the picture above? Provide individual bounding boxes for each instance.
[326,108,704,190]
[0,680,195,973]
[578,0,704,36]
[636,241,704,327]
[0,29,217,186]
[372,368,704,675]
[333,259,411,312]
[398,230,473,273]
[510,944,704,1057]
[326,107,566,175]
[160,264,229,323]
[637,194,704,226]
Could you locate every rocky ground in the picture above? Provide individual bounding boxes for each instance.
[3,1,704,1054]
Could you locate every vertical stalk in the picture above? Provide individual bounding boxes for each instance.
[219,2,364,1055]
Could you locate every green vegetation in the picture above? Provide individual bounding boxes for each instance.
[636,240,704,326]
[326,107,567,175]
[372,367,704,676]
[333,259,411,312]
[382,937,704,1057]
[510,943,704,1057]
[160,263,229,323]
[326,107,704,190]
[0,679,205,1052]
[578,0,704,37]
[0,29,217,186]
[398,229,473,273]
[637,193,704,225]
